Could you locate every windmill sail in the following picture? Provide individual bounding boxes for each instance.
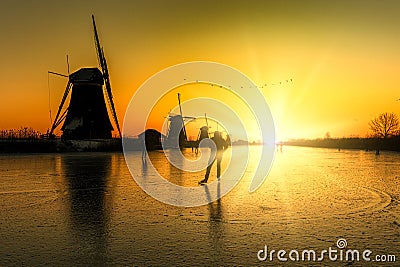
[49,81,72,136]
[92,15,122,138]
[177,93,187,141]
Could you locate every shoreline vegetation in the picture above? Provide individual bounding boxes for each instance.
[283,136,400,152]
[0,127,261,153]
[0,127,122,153]
[1,136,399,153]
[1,125,399,153]
[283,112,400,153]
[0,137,259,153]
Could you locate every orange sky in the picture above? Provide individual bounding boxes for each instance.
[1,1,399,141]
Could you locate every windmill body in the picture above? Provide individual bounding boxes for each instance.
[198,126,210,141]
[164,115,186,148]
[61,68,113,139]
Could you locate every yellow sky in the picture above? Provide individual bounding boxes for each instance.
[0,1,399,141]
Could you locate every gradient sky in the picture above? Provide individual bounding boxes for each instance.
[1,0,399,141]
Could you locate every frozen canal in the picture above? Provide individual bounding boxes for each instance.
[0,146,399,266]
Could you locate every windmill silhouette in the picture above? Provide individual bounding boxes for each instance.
[193,113,210,154]
[163,93,195,148]
[49,15,121,140]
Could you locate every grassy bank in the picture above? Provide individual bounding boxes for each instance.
[283,136,400,152]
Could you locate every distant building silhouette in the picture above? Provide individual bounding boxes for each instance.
[139,129,164,150]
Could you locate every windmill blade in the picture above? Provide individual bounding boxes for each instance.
[182,116,196,120]
[177,93,187,141]
[49,81,72,136]
[48,71,68,78]
[101,47,122,138]
[66,55,70,75]
[92,15,103,69]
[92,15,122,138]
[53,107,69,129]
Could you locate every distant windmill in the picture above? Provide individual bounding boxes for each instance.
[193,113,211,154]
[197,113,210,140]
[49,15,121,140]
[164,93,194,148]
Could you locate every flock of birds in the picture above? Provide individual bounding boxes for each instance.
[181,78,294,90]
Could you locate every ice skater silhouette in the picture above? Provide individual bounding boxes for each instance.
[199,131,229,185]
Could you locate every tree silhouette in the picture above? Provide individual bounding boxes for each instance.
[0,127,41,140]
[369,112,399,138]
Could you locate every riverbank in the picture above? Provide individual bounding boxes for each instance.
[283,136,400,152]
[0,139,122,153]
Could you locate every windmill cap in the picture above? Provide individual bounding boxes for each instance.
[69,68,104,85]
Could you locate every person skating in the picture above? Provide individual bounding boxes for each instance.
[198,131,228,185]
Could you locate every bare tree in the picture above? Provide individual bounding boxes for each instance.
[324,132,331,139]
[369,112,399,138]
